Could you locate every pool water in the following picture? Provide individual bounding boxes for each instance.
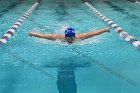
[0,0,140,93]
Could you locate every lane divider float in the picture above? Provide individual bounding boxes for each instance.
[135,1,140,4]
[0,0,41,46]
[82,0,140,48]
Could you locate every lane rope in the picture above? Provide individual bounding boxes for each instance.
[0,0,41,46]
[135,1,140,4]
[82,0,140,48]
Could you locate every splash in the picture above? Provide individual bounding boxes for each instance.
[34,36,102,46]
[75,37,102,45]
[57,24,68,33]
[30,27,41,33]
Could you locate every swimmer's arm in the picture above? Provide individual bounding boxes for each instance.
[76,28,110,40]
[29,32,64,40]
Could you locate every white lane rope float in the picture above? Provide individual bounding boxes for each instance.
[135,1,140,4]
[82,0,140,48]
[0,0,41,46]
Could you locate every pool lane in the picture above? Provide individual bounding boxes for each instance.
[104,1,129,15]
[103,0,139,20]
[0,0,25,36]
[1,0,140,93]
[0,0,24,18]
[103,0,140,37]
[0,0,40,46]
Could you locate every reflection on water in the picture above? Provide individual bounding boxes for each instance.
[45,55,90,93]
[55,56,90,93]
[57,64,77,93]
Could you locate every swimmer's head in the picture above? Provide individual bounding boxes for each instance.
[65,27,75,37]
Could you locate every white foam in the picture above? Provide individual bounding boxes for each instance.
[35,38,66,45]
[34,35,101,46]
[30,27,41,33]
[75,38,101,45]
[58,25,69,33]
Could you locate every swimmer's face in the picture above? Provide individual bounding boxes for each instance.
[65,36,75,44]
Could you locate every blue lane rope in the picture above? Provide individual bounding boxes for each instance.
[82,0,140,48]
[0,0,41,46]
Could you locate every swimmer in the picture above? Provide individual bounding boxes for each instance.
[29,27,110,44]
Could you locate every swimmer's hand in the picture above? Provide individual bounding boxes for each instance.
[105,28,110,33]
[29,32,40,37]
[29,32,34,36]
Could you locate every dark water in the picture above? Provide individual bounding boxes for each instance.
[57,64,77,93]
[55,1,69,21]
[0,0,24,17]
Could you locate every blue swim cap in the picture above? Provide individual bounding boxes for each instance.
[65,27,75,37]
